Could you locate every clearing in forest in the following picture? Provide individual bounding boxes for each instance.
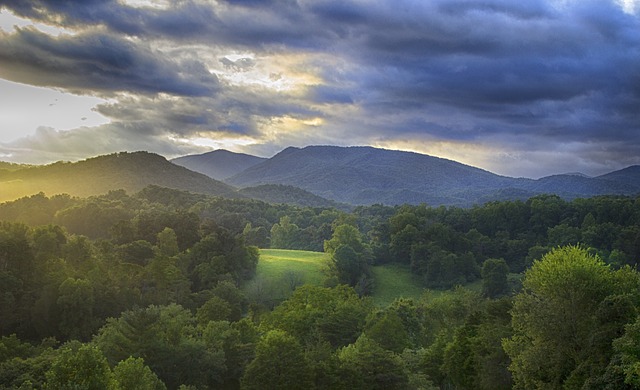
[254,249,428,306]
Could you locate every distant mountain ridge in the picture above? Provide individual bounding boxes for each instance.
[221,145,639,206]
[1,147,638,207]
[171,150,266,180]
[0,151,345,208]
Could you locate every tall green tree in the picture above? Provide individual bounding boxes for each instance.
[503,246,640,389]
[338,335,409,390]
[263,285,372,348]
[324,224,367,257]
[324,224,371,291]
[270,216,301,249]
[481,258,509,298]
[240,330,312,390]
[44,344,115,390]
[56,278,96,340]
[113,357,166,390]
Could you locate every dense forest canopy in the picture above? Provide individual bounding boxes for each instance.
[1,186,639,389]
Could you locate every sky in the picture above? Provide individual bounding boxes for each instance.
[0,0,639,178]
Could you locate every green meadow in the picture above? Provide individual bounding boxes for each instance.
[369,264,426,306]
[256,249,327,286]
[254,249,429,306]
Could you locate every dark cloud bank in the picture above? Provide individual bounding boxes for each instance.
[0,0,638,178]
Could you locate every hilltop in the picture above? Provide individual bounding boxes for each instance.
[0,151,238,202]
[171,149,266,180]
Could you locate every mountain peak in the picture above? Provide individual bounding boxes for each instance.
[172,149,266,180]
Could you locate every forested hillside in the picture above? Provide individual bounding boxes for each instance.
[1,187,639,389]
[0,152,238,203]
[238,184,348,209]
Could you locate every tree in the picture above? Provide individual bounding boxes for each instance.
[56,278,96,340]
[324,225,371,290]
[389,224,418,264]
[95,304,226,389]
[338,335,409,390]
[365,310,411,353]
[44,343,115,390]
[332,244,366,286]
[270,216,301,249]
[240,330,312,390]
[113,357,166,390]
[242,223,269,248]
[156,228,179,258]
[324,224,367,257]
[481,258,509,298]
[441,300,513,390]
[503,246,640,389]
[196,296,232,324]
[263,285,372,348]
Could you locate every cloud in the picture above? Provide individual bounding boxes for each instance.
[0,0,639,177]
[0,124,208,164]
[220,56,256,71]
[0,27,219,96]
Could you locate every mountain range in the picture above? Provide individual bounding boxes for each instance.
[0,151,338,208]
[223,146,640,206]
[1,146,638,207]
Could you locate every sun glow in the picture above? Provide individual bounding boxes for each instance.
[372,138,497,172]
[215,52,324,93]
[189,136,257,152]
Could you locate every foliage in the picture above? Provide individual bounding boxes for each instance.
[44,343,115,390]
[338,335,409,389]
[262,285,373,348]
[1,184,640,389]
[504,246,640,389]
[94,304,226,389]
[112,357,166,390]
[325,224,373,293]
[241,330,313,390]
[481,258,509,298]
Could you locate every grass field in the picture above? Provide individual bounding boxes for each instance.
[370,264,426,306]
[256,249,327,286]
[250,249,523,307]
[253,249,429,306]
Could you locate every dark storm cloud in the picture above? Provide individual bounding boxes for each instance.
[0,0,323,47]
[0,27,218,96]
[0,0,639,176]
[307,85,354,105]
